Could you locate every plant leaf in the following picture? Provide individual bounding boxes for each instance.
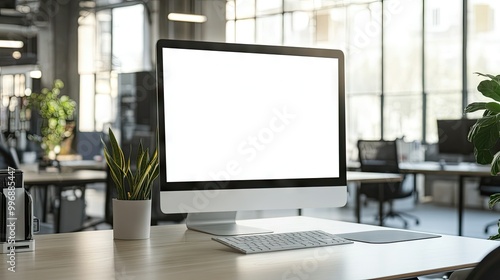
[488,193,500,209]
[468,117,498,145]
[469,117,499,164]
[102,128,159,200]
[102,136,128,200]
[477,80,500,102]
[465,102,487,113]
[491,151,500,175]
[108,128,126,173]
[475,72,500,83]
[485,102,500,113]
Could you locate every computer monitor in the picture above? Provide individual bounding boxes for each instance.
[436,119,477,160]
[156,40,347,236]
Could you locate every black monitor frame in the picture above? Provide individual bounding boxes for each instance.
[156,39,347,192]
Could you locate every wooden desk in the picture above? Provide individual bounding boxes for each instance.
[59,160,106,171]
[23,170,107,232]
[24,170,107,186]
[347,171,403,225]
[347,171,402,184]
[400,162,491,236]
[2,216,498,280]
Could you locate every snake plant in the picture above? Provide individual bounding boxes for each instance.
[102,128,159,200]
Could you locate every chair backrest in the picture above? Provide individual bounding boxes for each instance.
[358,140,399,173]
[357,140,411,200]
[0,145,18,169]
[466,245,500,280]
[478,176,500,197]
[76,131,104,160]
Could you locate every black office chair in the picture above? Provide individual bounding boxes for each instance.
[76,167,114,231]
[477,176,500,234]
[0,144,19,169]
[357,140,419,228]
[465,245,500,280]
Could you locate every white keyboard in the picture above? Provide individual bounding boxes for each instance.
[212,230,353,254]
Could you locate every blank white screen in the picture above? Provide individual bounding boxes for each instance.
[163,48,340,182]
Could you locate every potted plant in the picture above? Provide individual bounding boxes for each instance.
[102,128,159,239]
[26,79,76,160]
[465,72,500,240]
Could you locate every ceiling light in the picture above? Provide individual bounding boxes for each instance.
[12,51,21,59]
[168,13,207,23]
[30,66,42,79]
[30,70,42,79]
[0,40,24,48]
[16,5,31,13]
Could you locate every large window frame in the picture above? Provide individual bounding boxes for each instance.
[78,2,151,132]
[224,0,500,161]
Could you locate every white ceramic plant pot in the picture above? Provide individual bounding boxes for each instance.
[113,199,151,240]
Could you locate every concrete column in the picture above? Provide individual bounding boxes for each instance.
[37,0,79,104]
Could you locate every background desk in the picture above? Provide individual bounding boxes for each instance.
[24,170,107,186]
[24,170,107,233]
[400,162,491,236]
[2,216,498,280]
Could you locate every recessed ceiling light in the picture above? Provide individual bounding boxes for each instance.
[0,40,24,48]
[16,5,31,13]
[168,13,207,23]
[12,51,21,59]
[30,69,42,79]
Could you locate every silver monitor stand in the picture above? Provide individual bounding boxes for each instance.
[185,212,273,236]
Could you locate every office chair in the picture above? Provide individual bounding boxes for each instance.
[463,245,500,280]
[76,167,114,231]
[357,140,419,228]
[0,144,19,169]
[477,176,500,234]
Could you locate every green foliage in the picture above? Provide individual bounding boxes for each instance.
[102,128,159,200]
[466,72,500,240]
[26,79,76,156]
[465,73,500,174]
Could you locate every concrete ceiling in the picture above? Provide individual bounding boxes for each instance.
[0,0,40,66]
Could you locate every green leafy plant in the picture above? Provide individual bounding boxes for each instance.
[26,79,76,157]
[102,128,159,200]
[465,72,500,240]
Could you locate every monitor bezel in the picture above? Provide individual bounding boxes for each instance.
[156,39,347,192]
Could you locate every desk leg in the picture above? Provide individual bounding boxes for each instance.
[458,176,464,236]
[413,173,419,203]
[56,187,63,234]
[356,183,361,223]
[378,184,384,226]
[42,186,48,222]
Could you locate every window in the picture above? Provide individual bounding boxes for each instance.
[223,0,500,158]
[78,3,150,132]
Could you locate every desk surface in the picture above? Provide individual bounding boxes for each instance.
[400,162,491,176]
[347,171,402,183]
[2,216,498,280]
[350,161,492,176]
[23,170,107,186]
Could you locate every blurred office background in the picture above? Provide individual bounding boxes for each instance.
[1,0,499,159]
[1,0,500,237]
